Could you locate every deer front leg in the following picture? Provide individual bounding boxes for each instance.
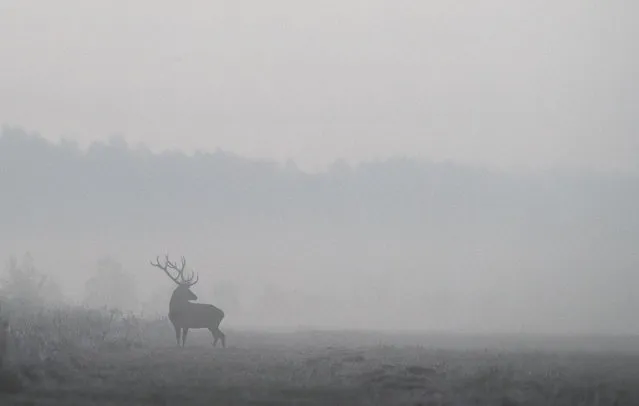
[182,328,189,347]
[173,324,181,347]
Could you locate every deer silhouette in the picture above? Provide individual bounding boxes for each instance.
[150,255,225,348]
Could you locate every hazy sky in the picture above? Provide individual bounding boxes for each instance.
[1,0,637,173]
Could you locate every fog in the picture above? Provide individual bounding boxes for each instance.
[0,2,637,336]
[1,128,637,335]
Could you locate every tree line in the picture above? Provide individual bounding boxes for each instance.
[1,125,637,237]
[1,125,639,332]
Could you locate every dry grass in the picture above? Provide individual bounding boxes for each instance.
[0,325,638,405]
[0,319,8,368]
[0,304,638,405]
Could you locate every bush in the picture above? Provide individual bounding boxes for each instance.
[0,300,171,375]
[0,253,174,386]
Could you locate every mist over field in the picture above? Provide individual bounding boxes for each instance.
[2,2,639,403]
[1,127,637,335]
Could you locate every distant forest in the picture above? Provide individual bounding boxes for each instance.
[1,125,638,332]
[2,125,637,238]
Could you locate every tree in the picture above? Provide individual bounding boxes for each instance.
[84,256,138,312]
[0,253,64,308]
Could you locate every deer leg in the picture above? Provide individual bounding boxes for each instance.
[209,327,225,347]
[182,328,189,347]
[211,328,226,348]
[173,324,181,347]
[220,329,226,348]
[209,327,217,347]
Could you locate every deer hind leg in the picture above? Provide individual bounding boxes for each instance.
[210,327,226,348]
[209,327,218,347]
[220,330,226,348]
[182,328,189,347]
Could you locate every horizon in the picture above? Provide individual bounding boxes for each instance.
[2,124,636,179]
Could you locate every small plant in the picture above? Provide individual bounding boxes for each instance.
[0,318,8,369]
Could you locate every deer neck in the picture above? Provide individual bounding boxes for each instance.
[169,290,189,312]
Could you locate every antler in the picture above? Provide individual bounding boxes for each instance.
[150,255,181,285]
[150,255,199,286]
[167,256,199,286]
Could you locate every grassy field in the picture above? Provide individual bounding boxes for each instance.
[1,328,639,405]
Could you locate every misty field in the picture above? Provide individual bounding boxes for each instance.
[2,319,639,406]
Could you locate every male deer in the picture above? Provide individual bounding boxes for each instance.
[150,255,226,348]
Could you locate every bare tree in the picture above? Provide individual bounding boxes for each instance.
[0,302,8,368]
[150,255,225,348]
[1,253,63,308]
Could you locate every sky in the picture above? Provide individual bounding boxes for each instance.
[1,0,637,173]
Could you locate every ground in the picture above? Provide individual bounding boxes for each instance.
[1,330,639,405]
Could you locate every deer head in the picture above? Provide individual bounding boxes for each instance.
[150,255,199,302]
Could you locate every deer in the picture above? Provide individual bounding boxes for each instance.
[150,255,226,348]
